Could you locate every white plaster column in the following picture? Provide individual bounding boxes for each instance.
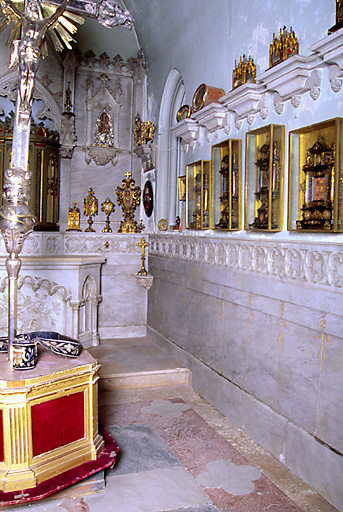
[70,300,82,340]
[91,296,101,346]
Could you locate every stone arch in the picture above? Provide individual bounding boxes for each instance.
[0,70,62,130]
[156,69,185,224]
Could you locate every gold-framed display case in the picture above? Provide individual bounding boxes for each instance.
[211,139,242,230]
[288,118,343,232]
[186,160,211,230]
[245,124,284,231]
[0,117,60,231]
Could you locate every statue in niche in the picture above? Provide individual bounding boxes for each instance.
[93,109,114,146]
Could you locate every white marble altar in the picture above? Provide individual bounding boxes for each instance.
[0,232,150,345]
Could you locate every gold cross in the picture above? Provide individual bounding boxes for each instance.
[136,237,150,276]
[125,171,132,179]
[137,237,150,251]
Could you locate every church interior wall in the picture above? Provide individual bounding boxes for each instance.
[0,0,341,508]
[138,1,343,510]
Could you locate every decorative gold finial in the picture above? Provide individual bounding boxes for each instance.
[101,197,115,233]
[83,188,98,232]
[64,82,72,113]
[67,201,81,231]
[136,237,150,276]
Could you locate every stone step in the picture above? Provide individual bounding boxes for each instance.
[99,367,191,391]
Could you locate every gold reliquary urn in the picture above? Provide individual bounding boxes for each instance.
[269,26,298,68]
[116,171,143,233]
[232,55,256,90]
[297,136,335,231]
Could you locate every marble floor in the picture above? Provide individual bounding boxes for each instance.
[6,337,338,512]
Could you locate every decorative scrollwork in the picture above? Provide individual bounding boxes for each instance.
[149,235,343,291]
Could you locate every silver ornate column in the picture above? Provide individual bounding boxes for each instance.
[0,167,35,362]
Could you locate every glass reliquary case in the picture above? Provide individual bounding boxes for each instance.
[0,118,60,231]
[186,160,211,229]
[245,124,284,231]
[212,139,242,230]
[288,118,343,232]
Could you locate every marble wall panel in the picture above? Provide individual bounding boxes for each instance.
[243,308,280,408]
[200,295,224,373]
[190,355,289,459]
[274,320,319,434]
[166,282,191,351]
[315,332,343,453]
[99,274,147,330]
[221,301,250,389]
[285,423,343,512]
[183,287,203,360]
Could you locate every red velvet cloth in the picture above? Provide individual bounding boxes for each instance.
[0,409,3,462]
[32,392,84,457]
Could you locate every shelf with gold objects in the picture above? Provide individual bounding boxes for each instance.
[171,30,343,150]
[0,347,108,495]
[186,160,211,230]
[288,118,343,232]
[212,139,242,231]
[245,124,284,231]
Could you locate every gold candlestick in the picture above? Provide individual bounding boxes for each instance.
[101,197,115,233]
[136,237,150,276]
[84,188,98,232]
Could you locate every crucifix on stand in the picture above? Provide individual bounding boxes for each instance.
[0,0,133,367]
[136,237,150,276]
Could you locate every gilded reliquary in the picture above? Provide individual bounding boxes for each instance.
[288,119,343,232]
[212,139,242,230]
[245,124,284,231]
